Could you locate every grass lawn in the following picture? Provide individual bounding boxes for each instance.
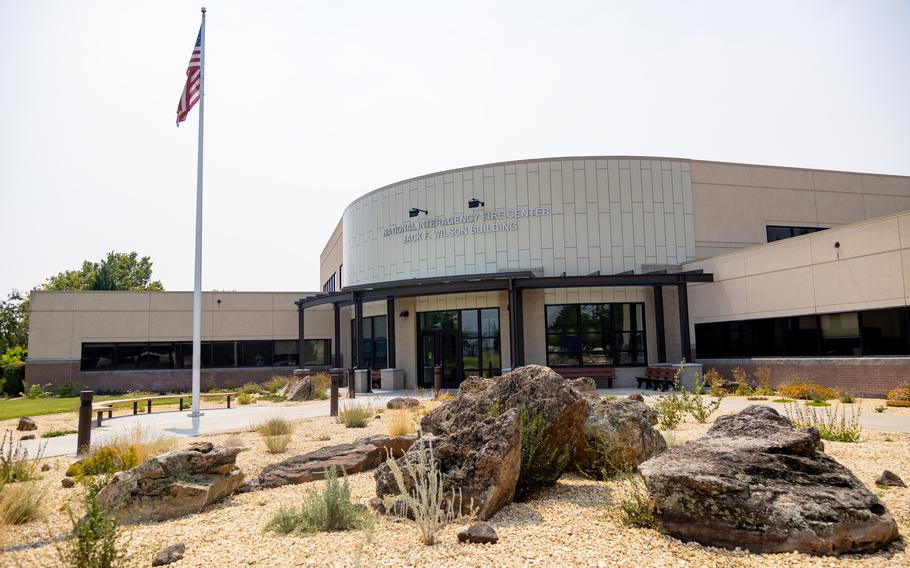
[0,394,225,421]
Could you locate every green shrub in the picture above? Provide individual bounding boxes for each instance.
[258,394,286,403]
[514,405,571,501]
[43,429,78,439]
[0,346,26,397]
[381,437,472,545]
[839,393,854,404]
[734,383,753,396]
[784,402,862,443]
[654,395,685,430]
[67,446,139,479]
[773,398,792,403]
[875,404,886,413]
[57,475,124,568]
[0,481,46,524]
[616,469,655,529]
[54,381,86,398]
[886,384,910,402]
[338,403,372,428]
[25,383,52,399]
[1,431,43,487]
[237,393,254,405]
[264,466,370,535]
[677,371,722,424]
[807,400,830,407]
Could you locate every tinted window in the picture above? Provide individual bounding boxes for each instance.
[820,312,861,356]
[861,309,910,355]
[242,341,272,367]
[81,344,114,371]
[302,339,330,366]
[545,303,645,367]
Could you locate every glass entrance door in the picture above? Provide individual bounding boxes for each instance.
[420,330,461,388]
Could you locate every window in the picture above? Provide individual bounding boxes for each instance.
[462,308,501,378]
[545,303,645,367]
[323,273,336,293]
[272,340,299,367]
[351,315,388,370]
[302,339,331,366]
[695,307,910,358]
[81,340,305,371]
[766,225,828,243]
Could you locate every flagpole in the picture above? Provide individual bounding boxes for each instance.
[190,6,206,417]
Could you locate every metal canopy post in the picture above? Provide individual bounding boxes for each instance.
[333,303,341,367]
[677,282,692,363]
[297,303,306,368]
[653,285,666,363]
[353,293,364,369]
[386,296,396,369]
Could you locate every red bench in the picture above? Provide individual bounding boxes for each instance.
[556,367,616,389]
[636,367,677,391]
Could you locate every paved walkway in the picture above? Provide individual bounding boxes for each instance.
[23,389,910,458]
[26,391,430,458]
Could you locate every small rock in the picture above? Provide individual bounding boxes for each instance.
[368,496,386,515]
[61,478,75,488]
[151,542,185,566]
[386,397,420,410]
[41,463,51,471]
[374,415,381,420]
[20,434,35,440]
[627,394,644,402]
[876,470,906,488]
[458,521,499,544]
[235,479,261,494]
[17,417,37,431]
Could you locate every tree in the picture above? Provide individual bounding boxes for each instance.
[0,291,28,354]
[0,345,26,396]
[42,251,164,292]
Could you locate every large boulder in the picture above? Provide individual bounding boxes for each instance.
[17,417,37,431]
[571,397,666,478]
[376,409,522,520]
[259,435,415,489]
[422,365,587,500]
[280,376,314,401]
[95,442,244,523]
[639,406,900,555]
[458,377,495,396]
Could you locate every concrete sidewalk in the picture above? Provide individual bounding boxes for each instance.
[21,389,910,458]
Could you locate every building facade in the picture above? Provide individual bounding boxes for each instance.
[26,157,910,395]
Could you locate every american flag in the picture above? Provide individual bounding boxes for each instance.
[176,28,202,125]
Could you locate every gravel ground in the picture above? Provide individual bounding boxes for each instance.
[1,402,908,567]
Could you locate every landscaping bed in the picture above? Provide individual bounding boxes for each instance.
[2,398,908,568]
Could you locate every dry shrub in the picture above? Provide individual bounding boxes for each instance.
[784,402,862,443]
[67,426,174,478]
[886,399,910,408]
[615,469,655,529]
[705,368,726,397]
[1,431,44,487]
[0,481,46,524]
[887,384,910,402]
[222,436,247,448]
[263,375,291,393]
[731,367,749,387]
[776,379,839,401]
[310,373,331,400]
[387,410,416,437]
[257,417,293,437]
[338,403,372,428]
[264,434,291,454]
[752,367,775,396]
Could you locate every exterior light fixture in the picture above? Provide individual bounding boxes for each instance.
[468,198,484,209]
[409,208,428,218]
[399,310,409,317]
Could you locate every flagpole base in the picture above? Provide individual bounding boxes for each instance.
[187,412,205,418]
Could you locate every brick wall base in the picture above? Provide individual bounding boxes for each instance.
[24,361,312,394]
[699,358,910,398]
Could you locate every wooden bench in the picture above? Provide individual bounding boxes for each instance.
[556,367,616,389]
[91,392,237,427]
[636,367,678,391]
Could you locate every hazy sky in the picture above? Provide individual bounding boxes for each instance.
[2,0,908,295]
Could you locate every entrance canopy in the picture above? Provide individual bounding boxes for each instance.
[296,270,713,372]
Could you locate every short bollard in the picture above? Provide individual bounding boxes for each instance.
[147,399,152,414]
[347,369,355,399]
[77,391,93,455]
[227,394,232,409]
[133,401,138,415]
[179,398,184,411]
[434,364,442,399]
[330,374,339,417]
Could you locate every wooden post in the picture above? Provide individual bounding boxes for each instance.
[227,394,231,409]
[133,401,138,415]
[347,369,355,399]
[77,391,92,455]
[179,398,184,411]
[147,399,152,414]
[96,411,103,427]
[329,371,340,417]
[434,364,442,399]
